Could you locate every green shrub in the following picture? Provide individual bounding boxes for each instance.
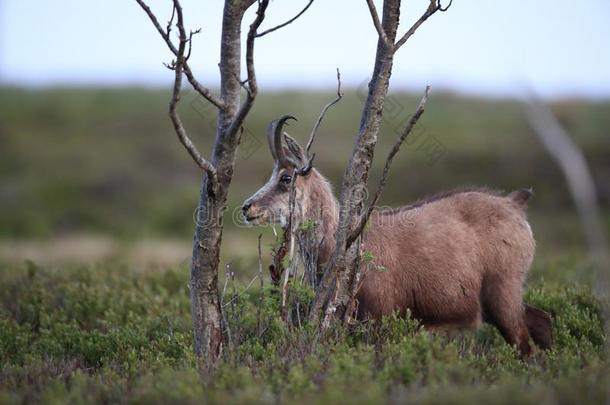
[0,263,607,403]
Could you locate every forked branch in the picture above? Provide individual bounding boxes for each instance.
[347,86,431,247]
[365,0,391,49]
[393,0,452,52]
[166,0,217,195]
[135,0,224,110]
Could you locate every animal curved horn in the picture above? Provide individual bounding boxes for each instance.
[266,120,279,161]
[267,114,297,166]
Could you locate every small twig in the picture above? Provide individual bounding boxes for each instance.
[166,0,218,196]
[220,268,230,307]
[365,0,391,49]
[438,0,453,12]
[296,302,302,328]
[269,231,288,286]
[223,274,259,308]
[220,267,232,346]
[231,71,253,98]
[256,234,264,337]
[136,0,178,53]
[278,175,299,324]
[166,3,176,37]
[185,28,202,61]
[256,0,314,38]
[347,86,431,248]
[304,68,343,157]
[230,270,237,314]
[393,0,451,52]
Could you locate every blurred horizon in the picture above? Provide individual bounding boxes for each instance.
[1,1,609,267]
[2,0,610,99]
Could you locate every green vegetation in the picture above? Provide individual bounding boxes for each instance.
[0,262,607,404]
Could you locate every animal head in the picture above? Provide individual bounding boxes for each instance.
[242,115,318,227]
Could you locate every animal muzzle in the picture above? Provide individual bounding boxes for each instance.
[241,199,265,223]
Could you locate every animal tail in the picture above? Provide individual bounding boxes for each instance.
[509,188,534,208]
[524,304,553,350]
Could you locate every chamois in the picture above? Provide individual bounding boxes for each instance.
[242,116,553,356]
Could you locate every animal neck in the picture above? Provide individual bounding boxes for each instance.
[294,169,338,268]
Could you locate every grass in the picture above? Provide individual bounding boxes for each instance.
[0,260,607,404]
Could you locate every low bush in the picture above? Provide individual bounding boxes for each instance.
[0,262,607,404]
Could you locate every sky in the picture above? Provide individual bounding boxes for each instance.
[1,0,610,98]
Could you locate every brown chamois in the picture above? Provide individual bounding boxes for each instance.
[242,117,553,356]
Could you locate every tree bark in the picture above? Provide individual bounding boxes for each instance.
[137,0,314,367]
[310,0,447,328]
[190,0,247,364]
[310,0,402,326]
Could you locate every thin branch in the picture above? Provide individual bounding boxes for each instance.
[226,0,270,139]
[136,0,178,53]
[297,69,343,175]
[281,170,301,324]
[166,4,176,37]
[135,0,224,110]
[393,0,451,52]
[347,86,431,247]
[365,0,391,49]
[167,0,218,195]
[256,0,314,38]
[185,28,202,61]
[222,275,259,308]
[305,68,343,157]
[256,234,264,337]
[232,71,253,98]
[182,66,224,110]
[438,0,453,12]
[220,267,232,346]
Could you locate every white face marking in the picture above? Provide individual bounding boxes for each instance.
[243,164,292,226]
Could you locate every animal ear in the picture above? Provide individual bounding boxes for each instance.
[283,133,306,166]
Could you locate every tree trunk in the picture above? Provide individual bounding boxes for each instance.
[190,1,246,364]
[310,0,402,326]
[524,99,608,262]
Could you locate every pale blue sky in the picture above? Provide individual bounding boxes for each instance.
[1,0,609,98]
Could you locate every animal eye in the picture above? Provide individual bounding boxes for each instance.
[280,174,292,185]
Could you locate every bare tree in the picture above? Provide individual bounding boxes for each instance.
[135,0,313,368]
[524,98,608,261]
[309,0,450,328]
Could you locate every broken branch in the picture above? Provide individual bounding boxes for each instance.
[256,0,314,38]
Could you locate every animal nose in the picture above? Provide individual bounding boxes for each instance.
[242,201,252,215]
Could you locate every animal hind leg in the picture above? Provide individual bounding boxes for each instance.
[524,304,553,350]
[482,275,532,357]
